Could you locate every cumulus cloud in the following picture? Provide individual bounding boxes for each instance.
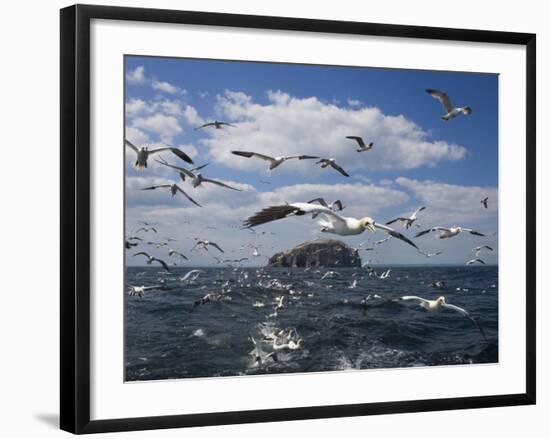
[131,114,182,143]
[395,177,497,226]
[151,79,183,95]
[126,66,146,84]
[200,90,468,174]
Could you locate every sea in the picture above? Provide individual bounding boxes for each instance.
[125,265,498,381]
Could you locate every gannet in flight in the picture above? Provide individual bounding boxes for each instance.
[141,183,202,207]
[135,226,157,234]
[231,150,319,171]
[125,139,193,169]
[420,251,443,258]
[466,258,486,266]
[386,206,426,229]
[415,226,485,239]
[132,252,170,271]
[307,198,345,218]
[481,197,489,208]
[346,136,373,152]
[398,295,487,342]
[315,158,350,177]
[155,158,242,191]
[191,239,224,253]
[194,120,237,130]
[127,284,164,298]
[473,245,494,257]
[168,249,188,260]
[426,89,472,121]
[243,202,418,249]
[180,269,203,282]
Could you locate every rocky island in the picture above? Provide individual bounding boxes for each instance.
[267,238,361,268]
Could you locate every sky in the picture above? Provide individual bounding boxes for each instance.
[124,55,498,267]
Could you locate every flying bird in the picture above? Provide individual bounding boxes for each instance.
[180,269,203,283]
[426,89,472,120]
[315,158,350,177]
[398,295,487,342]
[125,139,193,169]
[135,226,157,234]
[346,136,373,152]
[194,120,237,130]
[168,249,188,260]
[132,252,170,271]
[415,226,485,239]
[481,197,489,208]
[231,150,319,171]
[242,202,418,250]
[473,245,494,257]
[155,157,242,191]
[466,258,486,265]
[127,284,165,298]
[421,251,443,258]
[307,198,345,218]
[386,206,426,229]
[191,239,225,253]
[141,183,202,207]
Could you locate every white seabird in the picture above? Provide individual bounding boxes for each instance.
[231,150,319,171]
[127,284,164,298]
[141,183,202,207]
[135,226,157,234]
[315,158,350,177]
[426,89,472,121]
[132,251,170,271]
[308,198,345,218]
[180,269,203,283]
[194,120,237,130]
[155,157,243,191]
[474,245,494,257]
[466,258,486,265]
[386,206,426,229]
[168,249,188,260]
[398,295,487,342]
[346,136,373,152]
[125,139,193,169]
[191,239,225,253]
[243,202,418,250]
[415,226,485,239]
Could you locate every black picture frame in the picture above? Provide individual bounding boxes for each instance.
[60,4,536,434]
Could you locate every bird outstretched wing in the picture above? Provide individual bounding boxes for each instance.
[426,89,454,113]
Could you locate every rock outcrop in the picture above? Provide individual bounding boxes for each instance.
[267,238,361,268]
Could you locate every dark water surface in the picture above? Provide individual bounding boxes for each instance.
[125,266,498,381]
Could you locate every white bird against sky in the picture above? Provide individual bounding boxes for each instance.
[466,258,486,266]
[168,249,188,260]
[415,226,485,239]
[194,120,237,130]
[398,295,487,342]
[386,206,426,229]
[125,139,193,169]
[231,150,319,171]
[155,157,243,191]
[308,198,345,219]
[242,202,419,250]
[315,158,350,177]
[141,183,202,207]
[132,251,170,271]
[473,245,494,257]
[426,89,472,121]
[191,239,225,253]
[346,136,373,152]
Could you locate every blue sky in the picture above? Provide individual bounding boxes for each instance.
[124,55,498,266]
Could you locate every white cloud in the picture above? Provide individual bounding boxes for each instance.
[152,79,182,95]
[201,90,468,174]
[131,114,183,143]
[126,66,146,84]
[125,98,148,116]
[183,105,204,126]
[347,99,362,107]
[395,177,498,226]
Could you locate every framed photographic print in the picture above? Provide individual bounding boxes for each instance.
[60,4,536,434]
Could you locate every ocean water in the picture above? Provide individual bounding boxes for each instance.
[125,266,498,381]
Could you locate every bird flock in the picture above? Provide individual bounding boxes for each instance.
[125,87,496,361]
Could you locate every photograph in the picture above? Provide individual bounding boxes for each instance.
[124,55,499,381]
